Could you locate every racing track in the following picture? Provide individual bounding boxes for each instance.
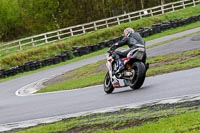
[0,28,200,126]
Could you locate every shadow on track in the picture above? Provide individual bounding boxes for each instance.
[109,85,153,95]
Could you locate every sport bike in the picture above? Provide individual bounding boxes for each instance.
[104,45,147,94]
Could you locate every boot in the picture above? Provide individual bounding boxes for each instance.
[115,59,124,73]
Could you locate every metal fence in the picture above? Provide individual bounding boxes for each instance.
[1,0,199,53]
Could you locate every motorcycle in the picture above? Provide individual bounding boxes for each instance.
[104,44,147,94]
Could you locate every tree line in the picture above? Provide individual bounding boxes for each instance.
[0,0,178,42]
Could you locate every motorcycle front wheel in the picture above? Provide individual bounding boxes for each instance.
[130,62,146,90]
[104,72,114,94]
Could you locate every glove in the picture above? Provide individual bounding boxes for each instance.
[107,48,113,53]
[110,43,118,50]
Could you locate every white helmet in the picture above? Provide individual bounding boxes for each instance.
[124,27,134,37]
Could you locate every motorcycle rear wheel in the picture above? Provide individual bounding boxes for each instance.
[104,72,114,94]
[130,62,146,90]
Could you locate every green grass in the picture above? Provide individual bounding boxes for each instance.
[15,100,200,133]
[1,4,200,69]
[37,49,200,93]
[109,111,200,133]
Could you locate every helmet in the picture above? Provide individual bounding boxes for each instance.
[124,27,134,37]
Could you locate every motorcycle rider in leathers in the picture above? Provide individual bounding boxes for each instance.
[109,27,148,74]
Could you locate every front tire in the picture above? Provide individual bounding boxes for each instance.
[104,72,114,94]
[130,62,146,90]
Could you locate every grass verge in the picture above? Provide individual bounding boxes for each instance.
[14,100,200,133]
[1,4,200,69]
[37,49,200,93]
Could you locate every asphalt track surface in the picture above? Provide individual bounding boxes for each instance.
[0,28,200,125]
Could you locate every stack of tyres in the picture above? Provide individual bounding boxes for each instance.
[64,51,73,59]
[3,69,11,77]
[52,56,62,64]
[170,20,179,28]
[4,67,18,77]
[160,22,171,31]
[98,42,107,49]
[188,16,196,23]
[40,59,48,67]
[152,23,161,34]
[195,15,199,21]
[33,61,41,69]
[17,65,25,73]
[143,28,153,37]
[11,67,19,76]
[89,44,100,52]
[40,58,53,66]
[176,19,184,26]
[0,69,5,78]
[24,62,31,71]
[73,46,91,56]
[181,18,190,25]
[46,58,54,65]
[72,50,80,57]
[24,61,38,71]
[196,15,200,20]
[56,53,68,61]
[103,40,114,47]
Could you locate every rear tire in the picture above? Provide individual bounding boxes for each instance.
[104,72,114,94]
[130,62,146,90]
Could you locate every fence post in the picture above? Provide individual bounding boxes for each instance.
[19,41,22,50]
[150,9,153,16]
[161,5,164,14]
[128,14,131,22]
[172,4,175,12]
[193,0,196,6]
[31,38,35,47]
[139,12,142,19]
[182,0,185,8]
[44,34,48,43]
[82,26,86,33]
[70,28,73,36]
[106,20,109,28]
[117,17,120,25]
[57,31,61,40]
[94,22,97,30]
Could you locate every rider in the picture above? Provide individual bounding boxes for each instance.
[109,27,147,73]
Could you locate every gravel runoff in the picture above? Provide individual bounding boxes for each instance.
[0,93,199,132]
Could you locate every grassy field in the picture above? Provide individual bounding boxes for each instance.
[1,4,200,69]
[14,100,200,133]
[37,49,200,93]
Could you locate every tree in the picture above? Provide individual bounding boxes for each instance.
[0,0,22,40]
[0,0,180,42]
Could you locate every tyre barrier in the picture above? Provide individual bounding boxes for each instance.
[89,44,100,52]
[72,46,92,56]
[0,69,5,78]
[0,15,200,79]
